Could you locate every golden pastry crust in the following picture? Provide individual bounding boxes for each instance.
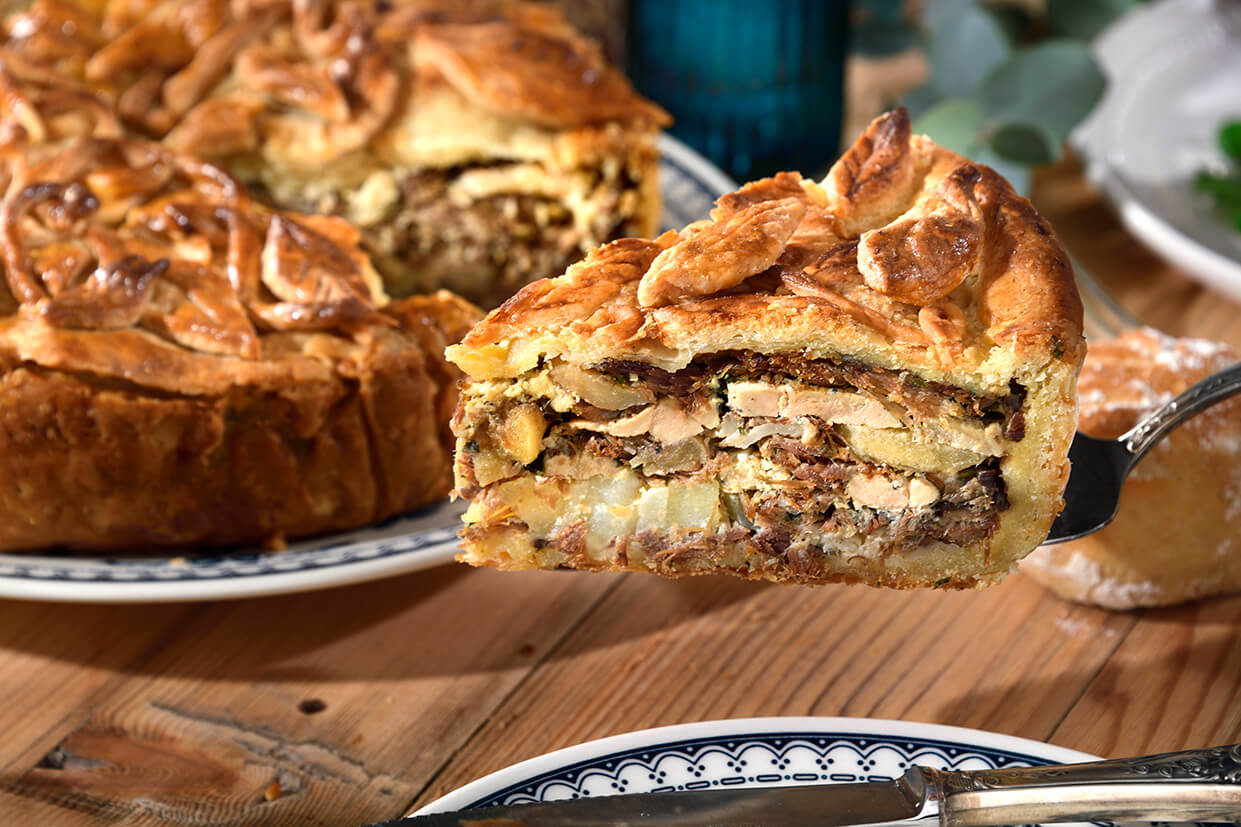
[0,0,668,305]
[0,137,478,552]
[1022,328,1241,609]
[446,110,1085,589]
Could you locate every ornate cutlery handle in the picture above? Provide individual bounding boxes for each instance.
[923,744,1241,826]
[1121,362,1241,465]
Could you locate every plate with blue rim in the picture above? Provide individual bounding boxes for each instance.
[411,716,1194,826]
[0,136,735,604]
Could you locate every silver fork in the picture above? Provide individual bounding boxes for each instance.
[1044,361,1241,544]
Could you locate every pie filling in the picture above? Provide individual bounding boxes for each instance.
[455,351,1024,566]
[252,160,646,306]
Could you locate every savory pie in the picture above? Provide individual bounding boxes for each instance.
[447,109,1085,588]
[0,136,476,552]
[1022,328,1241,608]
[1,0,669,306]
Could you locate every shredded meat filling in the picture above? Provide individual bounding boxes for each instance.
[464,352,1021,556]
[595,351,1026,437]
[748,460,1009,552]
[394,166,643,305]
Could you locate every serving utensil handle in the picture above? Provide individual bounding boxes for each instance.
[1120,362,1241,465]
[926,744,1241,826]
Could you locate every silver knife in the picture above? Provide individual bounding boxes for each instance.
[373,744,1241,826]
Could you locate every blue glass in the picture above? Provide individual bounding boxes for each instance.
[627,0,851,181]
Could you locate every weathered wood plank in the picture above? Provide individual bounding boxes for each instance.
[1052,594,1241,758]
[2,566,620,825]
[0,600,203,776]
[416,571,1135,809]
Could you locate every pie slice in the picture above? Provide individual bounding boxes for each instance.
[0,0,669,307]
[445,109,1085,588]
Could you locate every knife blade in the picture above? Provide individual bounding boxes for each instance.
[379,772,934,827]
[368,743,1241,827]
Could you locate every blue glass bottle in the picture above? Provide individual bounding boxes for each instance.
[626,0,851,181]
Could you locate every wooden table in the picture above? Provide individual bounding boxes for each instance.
[1,159,1239,826]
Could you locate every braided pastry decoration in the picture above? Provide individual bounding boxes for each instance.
[2,137,393,353]
[635,110,985,354]
[0,0,667,163]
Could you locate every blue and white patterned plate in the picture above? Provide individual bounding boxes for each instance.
[0,501,467,603]
[659,134,737,231]
[412,716,1188,825]
[0,138,735,604]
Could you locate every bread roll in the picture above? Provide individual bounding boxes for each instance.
[1022,327,1241,608]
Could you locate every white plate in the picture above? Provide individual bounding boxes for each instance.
[414,716,1127,821]
[0,136,734,604]
[659,134,738,229]
[1073,0,1241,302]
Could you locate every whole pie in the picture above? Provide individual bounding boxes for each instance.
[0,0,665,552]
[0,136,476,552]
[1,0,669,306]
[447,110,1086,588]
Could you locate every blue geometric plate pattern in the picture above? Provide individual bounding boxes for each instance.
[414,716,1194,826]
[0,137,735,604]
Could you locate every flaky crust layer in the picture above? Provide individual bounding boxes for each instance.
[1,0,668,158]
[460,524,1013,590]
[1022,329,1241,609]
[0,301,465,552]
[448,110,1086,588]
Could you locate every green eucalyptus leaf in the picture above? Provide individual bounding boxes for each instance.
[912,98,984,158]
[988,5,1038,43]
[929,7,1010,98]
[1048,0,1138,41]
[921,0,973,34]
[977,39,1106,140]
[973,147,1032,197]
[989,120,1063,164]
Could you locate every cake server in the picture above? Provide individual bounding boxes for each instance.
[373,743,1241,827]
[1044,361,1241,543]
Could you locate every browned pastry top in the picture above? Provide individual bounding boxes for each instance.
[0,136,476,394]
[0,0,669,164]
[449,109,1084,390]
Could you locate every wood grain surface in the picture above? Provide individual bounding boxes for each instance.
[0,159,1239,826]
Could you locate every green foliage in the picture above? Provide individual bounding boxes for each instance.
[1196,120,1241,233]
[899,0,1126,195]
[1047,0,1140,41]
[921,0,973,35]
[973,147,1032,197]
[911,99,983,156]
[1220,121,1241,161]
[989,121,1062,165]
[927,5,1010,98]
[978,40,1106,140]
